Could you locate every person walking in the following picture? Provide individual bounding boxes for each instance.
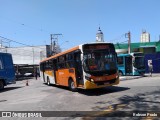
[148,60,153,77]
[34,67,38,80]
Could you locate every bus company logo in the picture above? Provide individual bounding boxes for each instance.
[59,72,64,75]
[2,112,12,117]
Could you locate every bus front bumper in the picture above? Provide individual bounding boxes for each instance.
[84,77,120,89]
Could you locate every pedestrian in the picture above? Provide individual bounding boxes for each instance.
[148,60,153,77]
[34,68,38,80]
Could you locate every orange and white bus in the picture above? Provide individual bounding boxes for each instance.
[40,42,119,91]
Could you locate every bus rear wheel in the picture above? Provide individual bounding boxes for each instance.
[0,80,4,90]
[69,79,77,92]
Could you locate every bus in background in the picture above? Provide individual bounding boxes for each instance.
[40,42,119,91]
[117,54,132,76]
[130,52,145,75]
[117,52,145,76]
[0,53,16,90]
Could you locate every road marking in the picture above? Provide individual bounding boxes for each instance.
[82,103,127,120]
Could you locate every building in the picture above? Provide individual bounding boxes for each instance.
[0,45,51,65]
[96,27,104,42]
[115,41,160,54]
[140,31,150,43]
[0,44,62,65]
[0,45,61,76]
[114,41,160,73]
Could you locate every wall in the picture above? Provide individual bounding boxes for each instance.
[0,45,50,65]
[145,53,160,73]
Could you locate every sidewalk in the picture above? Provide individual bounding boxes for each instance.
[120,73,160,81]
[144,73,160,77]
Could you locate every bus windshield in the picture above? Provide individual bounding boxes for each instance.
[83,50,117,74]
[134,57,145,69]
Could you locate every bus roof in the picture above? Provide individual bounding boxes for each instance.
[40,46,79,63]
[40,42,115,63]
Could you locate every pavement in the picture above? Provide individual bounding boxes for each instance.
[119,73,160,81]
[0,75,160,120]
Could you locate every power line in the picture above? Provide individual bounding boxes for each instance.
[0,36,32,47]
[118,40,128,44]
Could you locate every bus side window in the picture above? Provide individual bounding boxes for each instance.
[53,59,58,71]
[117,57,123,65]
[66,53,74,68]
[57,56,66,69]
[40,62,45,72]
[48,60,53,69]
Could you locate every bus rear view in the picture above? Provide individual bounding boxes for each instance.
[0,53,15,90]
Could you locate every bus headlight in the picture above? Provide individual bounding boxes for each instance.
[91,79,94,82]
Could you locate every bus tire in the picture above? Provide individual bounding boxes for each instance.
[118,71,123,76]
[47,77,51,86]
[0,80,4,90]
[68,79,77,92]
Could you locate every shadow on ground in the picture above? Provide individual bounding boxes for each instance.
[78,86,130,96]
[43,83,130,96]
[16,77,34,81]
[81,89,160,120]
[0,87,23,93]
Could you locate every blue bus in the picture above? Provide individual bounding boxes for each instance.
[0,53,16,90]
[117,52,145,76]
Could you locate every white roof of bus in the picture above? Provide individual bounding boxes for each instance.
[40,42,114,63]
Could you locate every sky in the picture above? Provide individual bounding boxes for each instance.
[0,0,160,50]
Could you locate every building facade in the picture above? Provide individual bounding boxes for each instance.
[115,41,160,54]
[0,45,51,65]
[114,41,160,73]
[140,31,150,43]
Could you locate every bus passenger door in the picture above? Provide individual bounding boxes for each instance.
[53,59,57,84]
[125,56,132,74]
[74,52,83,85]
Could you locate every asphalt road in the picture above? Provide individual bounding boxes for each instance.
[0,74,160,120]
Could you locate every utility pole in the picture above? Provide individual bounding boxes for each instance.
[125,31,131,54]
[50,34,53,56]
[50,34,62,56]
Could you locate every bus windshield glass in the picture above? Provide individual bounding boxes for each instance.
[134,57,145,69]
[83,50,117,74]
[84,51,116,72]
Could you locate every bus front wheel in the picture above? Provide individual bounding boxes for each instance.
[0,80,4,90]
[69,79,77,92]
